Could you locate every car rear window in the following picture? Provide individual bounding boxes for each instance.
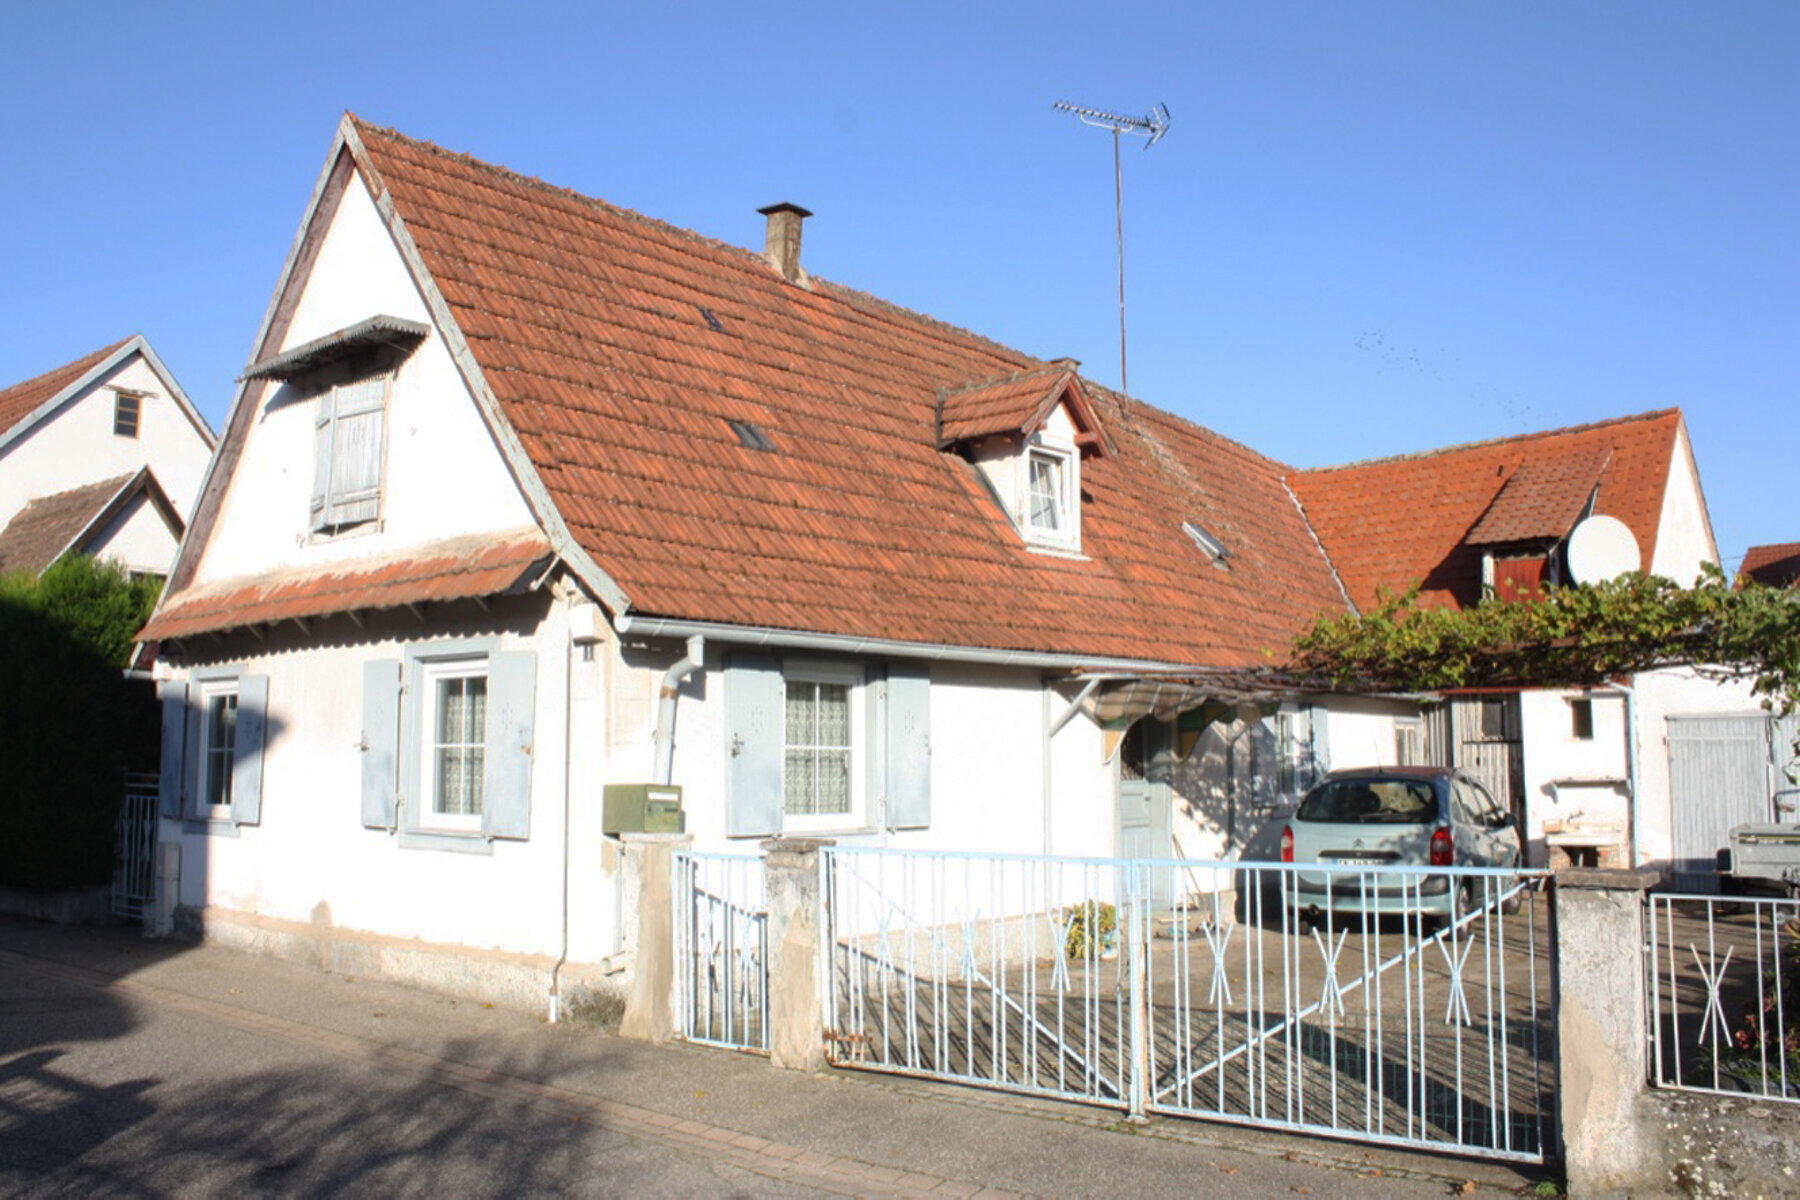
[1296,779,1440,824]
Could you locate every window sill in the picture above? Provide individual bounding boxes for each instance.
[181,816,241,838]
[308,520,383,547]
[397,826,495,855]
[1023,542,1089,561]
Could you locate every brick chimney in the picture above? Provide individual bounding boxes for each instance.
[757,202,812,285]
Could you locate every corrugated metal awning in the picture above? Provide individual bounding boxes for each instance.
[240,315,430,381]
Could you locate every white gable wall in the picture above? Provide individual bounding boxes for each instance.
[1649,424,1716,583]
[0,352,212,529]
[195,172,536,587]
[83,491,183,577]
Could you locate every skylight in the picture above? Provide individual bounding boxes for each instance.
[727,419,777,452]
[1183,521,1231,568]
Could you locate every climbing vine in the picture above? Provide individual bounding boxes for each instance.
[1289,566,1800,716]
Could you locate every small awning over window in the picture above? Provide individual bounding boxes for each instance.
[240,316,430,382]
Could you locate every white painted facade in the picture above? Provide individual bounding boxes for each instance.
[1648,425,1716,584]
[0,341,214,574]
[83,489,184,577]
[194,175,535,588]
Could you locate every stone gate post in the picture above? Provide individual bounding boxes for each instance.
[618,832,692,1044]
[763,837,831,1071]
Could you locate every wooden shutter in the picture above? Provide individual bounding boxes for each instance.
[725,653,784,838]
[158,680,188,818]
[1310,706,1331,776]
[1494,555,1547,604]
[327,377,386,527]
[183,680,205,819]
[311,386,336,531]
[230,675,268,826]
[361,659,402,829]
[482,651,537,840]
[884,662,931,829]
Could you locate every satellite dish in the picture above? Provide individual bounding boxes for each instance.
[1567,515,1641,584]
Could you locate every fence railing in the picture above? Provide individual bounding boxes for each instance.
[822,846,1551,1163]
[112,771,160,920]
[1649,892,1800,1102]
[673,850,768,1052]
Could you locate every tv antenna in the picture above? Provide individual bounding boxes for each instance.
[1054,101,1171,395]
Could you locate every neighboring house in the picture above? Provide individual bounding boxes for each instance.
[1292,413,1758,879]
[1741,542,1800,589]
[133,115,1735,1009]
[0,336,216,580]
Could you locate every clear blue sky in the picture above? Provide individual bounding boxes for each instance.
[3,2,1793,572]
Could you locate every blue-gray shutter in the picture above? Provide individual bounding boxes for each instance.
[726,653,783,838]
[230,674,269,825]
[327,377,386,526]
[1310,706,1330,781]
[482,651,537,840]
[183,680,205,819]
[158,680,188,818]
[361,659,401,829]
[885,662,931,829]
[310,385,335,531]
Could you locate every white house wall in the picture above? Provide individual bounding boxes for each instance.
[1649,425,1716,584]
[195,172,537,587]
[1517,688,1631,863]
[0,352,212,527]
[1630,667,1761,867]
[84,491,182,577]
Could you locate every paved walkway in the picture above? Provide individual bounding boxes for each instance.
[0,917,1550,1196]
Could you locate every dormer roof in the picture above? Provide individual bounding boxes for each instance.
[1465,448,1611,546]
[937,363,1113,457]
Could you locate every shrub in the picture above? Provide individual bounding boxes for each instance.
[0,556,160,892]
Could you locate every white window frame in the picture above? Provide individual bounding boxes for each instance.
[1023,446,1074,543]
[112,389,143,438]
[195,680,239,817]
[419,656,488,833]
[781,662,867,834]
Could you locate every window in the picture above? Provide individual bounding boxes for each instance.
[312,373,390,534]
[1275,712,1300,793]
[782,666,862,829]
[1026,449,1068,536]
[113,391,142,438]
[1569,697,1595,741]
[724,654,929,837]
[198,683,239,811]
[1394,717,1424,766]
[359,644,537,849]
[423,660,487,830]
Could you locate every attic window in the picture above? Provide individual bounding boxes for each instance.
[1183,521,1232,568]
[698,306,725,333]
[113,390,143,438]
[1026,449,1069,536]
[727,419,777,452]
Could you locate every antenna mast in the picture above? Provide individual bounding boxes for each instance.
[1053,100,1170,395]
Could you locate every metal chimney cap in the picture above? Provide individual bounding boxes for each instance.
[756,202,814,219]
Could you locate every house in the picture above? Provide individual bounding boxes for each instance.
[1292,413,1760,880]
[1741,542,1800,589]
[0,336,216,579]
[135,115,1736,1010]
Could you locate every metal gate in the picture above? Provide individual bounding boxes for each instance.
[673,850,768,1052]
[823,846,1551,1163]
[1667,714,1791,892]
[111,771,160,920]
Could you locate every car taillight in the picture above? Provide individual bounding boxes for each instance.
[1280,824,1294,864]
[1430,827,1454,867]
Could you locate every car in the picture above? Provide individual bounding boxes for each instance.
[1278,766,1523,929]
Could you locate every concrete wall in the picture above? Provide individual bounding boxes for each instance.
[0,349,213,530]
[195,172,537,586]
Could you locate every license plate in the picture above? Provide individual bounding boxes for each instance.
[1334,857,1383,866]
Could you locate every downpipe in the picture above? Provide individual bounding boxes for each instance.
[653,636,706,785]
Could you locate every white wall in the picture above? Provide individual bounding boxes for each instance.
[195,173,537,586]
[1649,424,1717,583]
[0,350,213,529]
[85,490,182,577]
[1518,689,1631,860]
[1630,667,1761,866]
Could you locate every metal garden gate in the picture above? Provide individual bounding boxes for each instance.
[673,850,769,1052]
[111,771,160,920]
[822,846,1551,1164]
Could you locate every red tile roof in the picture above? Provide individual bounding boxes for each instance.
[0,338,133,441]
[139,530,552,641]
[1290,411,1680,612]
[322,120,1347,666]
[0,473,138,575]
[1741,542,1800,588]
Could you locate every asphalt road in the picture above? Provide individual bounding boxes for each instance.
[0,917,1548,1197]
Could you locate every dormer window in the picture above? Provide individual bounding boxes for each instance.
[1026,449,1070,536]
[937,361,1111,557]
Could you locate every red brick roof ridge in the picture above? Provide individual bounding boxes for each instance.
[0,336,137,438]
[348,116,1045,377]
[1296,408,1680,474]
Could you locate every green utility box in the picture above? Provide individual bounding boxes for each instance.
[603,783,685,835]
